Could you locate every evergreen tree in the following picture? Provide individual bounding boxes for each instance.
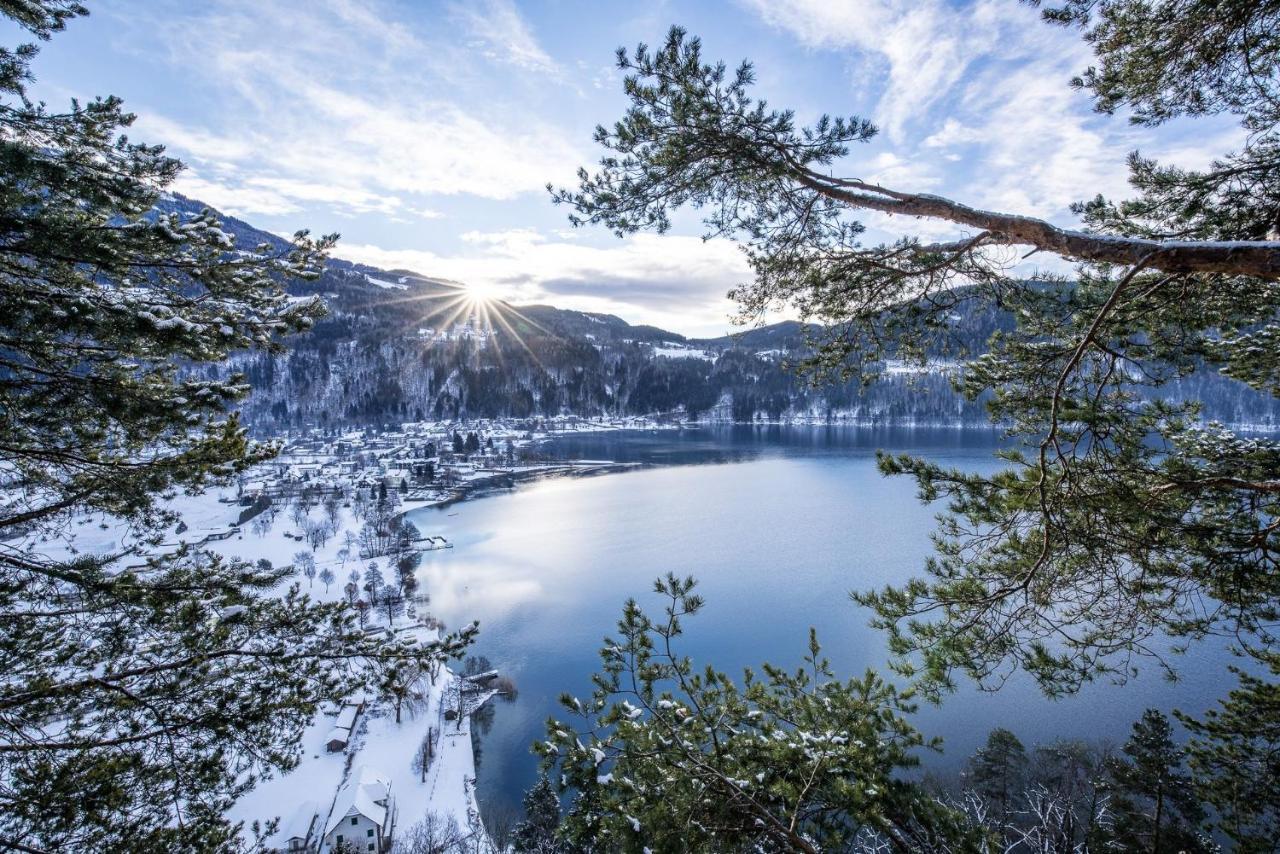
[512,774,565,853]
[967,727,1028,829]
[538,575,984,852]
[1103,709,1206,853]
[554,3,1280,701]
[0,5,478,847]
[1177,651,1280,852]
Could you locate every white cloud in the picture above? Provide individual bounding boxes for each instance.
[169,175,305,218]
[863,151,942,191]
[337,231,754,336]
[128,0,584,220]
[922,118,984,149]
[451,0,561,75]
[947,61,1131,218]
[741,0,1034,141]
[87,0,1245,336]
[737,0,1221,232]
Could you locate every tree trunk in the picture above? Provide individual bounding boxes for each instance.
[1152,782,1164,854]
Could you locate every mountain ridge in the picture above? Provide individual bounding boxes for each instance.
[163,194,1280,432]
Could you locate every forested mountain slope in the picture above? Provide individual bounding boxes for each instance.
[166,196,1280,432]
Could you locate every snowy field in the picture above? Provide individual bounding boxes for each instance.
[31,481,497,852]
[13,417,682,852]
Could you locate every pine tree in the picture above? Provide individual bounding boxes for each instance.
[538,575,984,852]
[553,11,1280,846]
[512,774,564,853]
[1177,651,1280,852]
[1102,709,1207,853]
[967,728,1027,829]
[0,5,478,848]
[554,2,1280,703]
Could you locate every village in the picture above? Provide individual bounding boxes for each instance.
[241,413,667,512]
[218,415,667,851]
[29,414,668,853]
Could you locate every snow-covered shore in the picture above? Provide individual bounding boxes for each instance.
[20,416,673,852]
[186,492,505,852]
[18,412,1026,851]
[30,484,499,852]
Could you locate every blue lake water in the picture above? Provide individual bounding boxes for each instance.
[405,425,1236,818]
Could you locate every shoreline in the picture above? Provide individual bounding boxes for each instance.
[186,419,1280,847]
[391,422,1016,531]
[405,460,647,512]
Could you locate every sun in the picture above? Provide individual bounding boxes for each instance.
[463,279,502,305]
[455,280,510,339]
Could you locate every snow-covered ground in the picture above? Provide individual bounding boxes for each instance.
[15,417,681,851]
[28,482,498,852]
[364,274,409,291]
[652,343,715,361]
[880,358,959,375]
[225,705,348,848]
[189,492,497,852]
[227,663,496,852]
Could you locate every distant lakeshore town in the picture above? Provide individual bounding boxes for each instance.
[246,414,666,517]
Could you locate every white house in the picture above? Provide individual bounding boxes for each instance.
[271,800,320,852]
[322,766,394,853]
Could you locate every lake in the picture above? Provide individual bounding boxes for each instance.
[405,425,1236,819]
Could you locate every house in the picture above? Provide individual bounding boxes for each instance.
[325,701,364,753]
[270,800,320,852]
[322,766,394,853]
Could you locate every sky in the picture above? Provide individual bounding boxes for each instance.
[22,0,1240,336]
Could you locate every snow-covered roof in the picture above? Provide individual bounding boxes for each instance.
[277,799,319,842]
[332,702,360,732]
[324,766,391,837]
